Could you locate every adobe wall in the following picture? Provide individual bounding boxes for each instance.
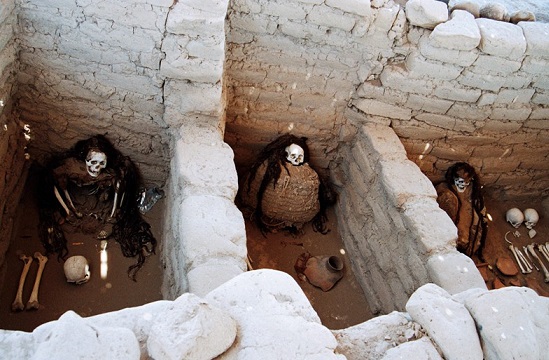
[224,0,549,200]
[0,0,28,292]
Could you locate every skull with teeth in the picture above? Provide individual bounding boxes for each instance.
[523,208,539,230]
[85,150,107,178]
[453,174,472,193]
[285,143,305,166]
[506,208,524,228]
[64,255,90,284]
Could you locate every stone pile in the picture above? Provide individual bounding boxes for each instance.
[1,270,548,359]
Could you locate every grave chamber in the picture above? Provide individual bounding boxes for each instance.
[1,0,549,334]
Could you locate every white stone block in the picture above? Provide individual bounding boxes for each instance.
[147,293,237,360]
[430,10,480,50]
[494,88,535,104]
[406,51,462,80]
[405,0,448,30]
[263,1,306,20]
[167,4,225,36]
[521,56,549,76]
[463,287,549,360]
[325,0,372,17]
[164,80,222,117]
[519,21,549,58]
[178,195,246,269]
[354,98,412,120]
[406,284,483,360]
[476,18,526,60]
[381,337,443,360]
[32,311,140,360]
[206,270,344,359]
[380,65,435,95]
[307,5,356,32]
[458,71,505,92]
[173,136,238,199]
[471,54,521,76]
[380,159,439,207]
[402,198,458,254]
[435,81,482,102]
[427,252,487,294]
[419,36,479,67]
[333,312,420,359]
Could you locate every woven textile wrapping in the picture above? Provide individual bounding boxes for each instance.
[242,161,320,226]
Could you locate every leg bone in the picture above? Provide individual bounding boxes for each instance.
[524,246,539,271]
[509,245,528,274]
[538,244,549,264]
[516,248,532,273]
[11,255,33,312]
[527,244,549,283]
[26,252,48,310]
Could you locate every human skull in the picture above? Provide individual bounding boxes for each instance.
[453,176,471,193]
[523,208,539,230]
[85,150,107,178]
[506,208,524,228]
[64,255,90,284]
[285,144,304,166]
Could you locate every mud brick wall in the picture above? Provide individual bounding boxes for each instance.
[15,0,173,184]
[224,0,549,199]
[0,0,28,293]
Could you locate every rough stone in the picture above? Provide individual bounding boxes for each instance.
[381,337,443,360]
[476,18,526,60]
[32,311,140,360]
[427,252,488,294]
[206,269,345,359]
[519,21,549,58]
[463,287,549,360]
[147,293,237,360]
[405,0,449,30]
[406,284,483,360]
[430,10,480,51]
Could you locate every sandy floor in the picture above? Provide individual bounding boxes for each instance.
[244,206,375,330]
[0,175,164,332]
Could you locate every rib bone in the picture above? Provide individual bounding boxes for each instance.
[11,254,33,312]
[26,252,48,310]
[509,245,528,274]
[524,246,539,271]
[527,244,549,283]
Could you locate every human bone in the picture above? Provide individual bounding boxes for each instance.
[12,254,33,312]
[523,246,539,271]
[516,248,532,272]
[510,10,535,24]
[508,244,528,274]
[528,229,537,239]
[523,208,539,229]
[64,255,91,284]
[527,244,549,282]
[479,3,509,21]
[506,208,524,228]
[537,244,549,264]
[27,252,48,310]
[451,1,480,18]
[85,150,107,178]
[453,176,470,193]
[285,144,304,166]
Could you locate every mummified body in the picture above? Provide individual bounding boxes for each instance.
[38,135,156,280]
[435,162,488,259]
[240,134,336,234]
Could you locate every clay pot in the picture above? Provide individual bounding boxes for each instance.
[303,255,344,292]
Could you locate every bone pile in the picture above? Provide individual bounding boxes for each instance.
[11,252,48,312]
[506,235,549,283]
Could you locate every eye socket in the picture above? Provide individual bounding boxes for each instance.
[91,160,98,165]
[100,161,106,166]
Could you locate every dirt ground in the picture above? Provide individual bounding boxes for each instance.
[0,175,164,333]
[243,206,375,330]
[475,195,549,297]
